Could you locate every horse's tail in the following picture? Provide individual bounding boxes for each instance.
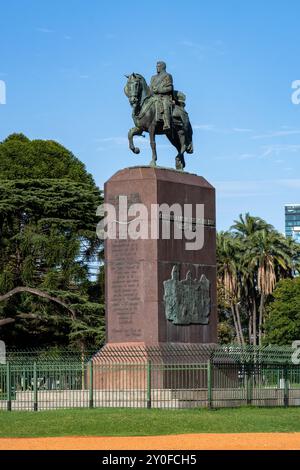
[186,122,194,154]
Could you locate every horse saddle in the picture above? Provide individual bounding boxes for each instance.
[173,90,186,108]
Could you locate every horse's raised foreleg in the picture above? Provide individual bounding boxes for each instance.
[149,125,157,167]
[128,127,143,154]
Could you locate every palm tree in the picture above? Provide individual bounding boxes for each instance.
[279,235,300,277]
[230,213,273,346]
[217,232,245,345]
[217,213,299,346]
[235,261,257,344]
[231,213,274,238]
[246,229,291,345]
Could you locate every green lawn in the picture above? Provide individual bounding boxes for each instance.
[0,407,300,437]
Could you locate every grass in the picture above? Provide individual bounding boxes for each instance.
[1,407,300,438]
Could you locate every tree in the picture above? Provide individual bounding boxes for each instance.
[264,278,300,345]
[231,212,273,238]
[0,133,105,351]
[217,321,234,344]
[217,231,245,345]
[217,213,300,346]
[246,230,290,345]
[230,213,275,346]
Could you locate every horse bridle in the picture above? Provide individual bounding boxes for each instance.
[127,76,141,107]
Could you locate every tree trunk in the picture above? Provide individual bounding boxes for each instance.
[231,305,241,345]
[235,304,245,346]
[258,293,265,346]
[252,297,257,346]
[248,311,252,345]
[80,342,86,389]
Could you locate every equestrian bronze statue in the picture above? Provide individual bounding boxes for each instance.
[124,61,193,170]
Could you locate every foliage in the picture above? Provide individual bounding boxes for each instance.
[264,278,300,345]
[0,134,104,350]
[217,213,300,346]
[217,321,234,344]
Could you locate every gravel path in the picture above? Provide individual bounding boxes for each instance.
[1,433,300,450]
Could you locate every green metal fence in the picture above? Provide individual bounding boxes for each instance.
[1,345,300,411]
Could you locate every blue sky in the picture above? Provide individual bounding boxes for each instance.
[0,0,300,232]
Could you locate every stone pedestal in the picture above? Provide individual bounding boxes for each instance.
[105,166,217,346]
[93,166,217,390]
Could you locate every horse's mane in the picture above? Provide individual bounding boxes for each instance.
[134,73,149,89]
[134,73,150,105]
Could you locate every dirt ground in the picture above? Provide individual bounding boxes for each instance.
[0,433,300,450]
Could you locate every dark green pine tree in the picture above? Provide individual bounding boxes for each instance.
[0,133,105,351]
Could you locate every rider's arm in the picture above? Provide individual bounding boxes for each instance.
[158,75,173,94]
[149,76,157,94]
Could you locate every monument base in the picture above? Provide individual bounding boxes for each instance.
[92,343,216,391]
[97,166,217,396]
[105,167,217,345]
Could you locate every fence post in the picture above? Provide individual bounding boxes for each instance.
[33,361,38,411]
[246,365,252,405]
[6,362,11,412]
[207,359,213,409]
[89,361,94,409]
[284,366,289,408]
[146,360,152,409]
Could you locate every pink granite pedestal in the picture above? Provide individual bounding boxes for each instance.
[93,166,217,390]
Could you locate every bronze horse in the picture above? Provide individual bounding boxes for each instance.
[124,73,193,170]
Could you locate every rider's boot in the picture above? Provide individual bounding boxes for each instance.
[163,100,171,130]
[163,115,171,131]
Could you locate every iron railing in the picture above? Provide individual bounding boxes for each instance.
[0,345,299,411]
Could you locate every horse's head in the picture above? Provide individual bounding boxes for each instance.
[124,73,142,111]
[124,73,149,113]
